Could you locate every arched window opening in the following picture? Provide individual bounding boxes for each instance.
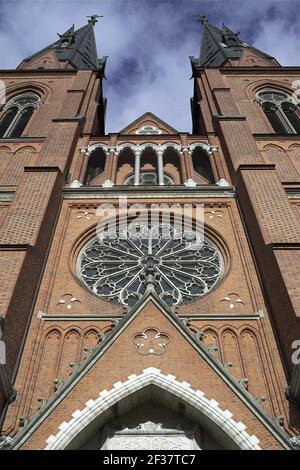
[163,148,182,184]
[117,146,182,186]
[84,148,107,185]
[0,107,18,137]
[0,93,40,138]
[9,107,35,138]
[139,147,169,186]
[140,147,157,172]
[261,102,286,134]
[192,147,214,183]
[257,89,300,135]
[116,148,135,185]
[281,102,300,134]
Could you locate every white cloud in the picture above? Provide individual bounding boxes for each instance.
[0,0,298,132]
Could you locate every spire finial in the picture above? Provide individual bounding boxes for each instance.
[193,14,209,25]
[86,14,103,26]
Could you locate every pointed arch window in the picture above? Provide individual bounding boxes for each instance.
[0,93,40,138]
[257,89,300,135]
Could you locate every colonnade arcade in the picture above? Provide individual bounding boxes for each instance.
[77,142,219,188]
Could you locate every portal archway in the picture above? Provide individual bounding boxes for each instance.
[45,368,260,450]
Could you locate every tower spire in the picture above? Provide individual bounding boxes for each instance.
[190,17,279,69]
[19,17,107,73]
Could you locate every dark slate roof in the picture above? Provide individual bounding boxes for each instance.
[22,21,106,71]
[191,19,276,69]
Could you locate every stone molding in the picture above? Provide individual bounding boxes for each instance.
[45,367,261,450]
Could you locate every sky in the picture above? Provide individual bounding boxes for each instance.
[0,0,299,133]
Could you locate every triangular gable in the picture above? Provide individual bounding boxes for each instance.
[20,49,63,70]
[238,48,279,67]
[120,112,178,135]
[10,292,292,450]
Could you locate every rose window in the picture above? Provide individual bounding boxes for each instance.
[78,222,223,307]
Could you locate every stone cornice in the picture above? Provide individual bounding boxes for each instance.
[63,185,235,200]
[38,312,262,321]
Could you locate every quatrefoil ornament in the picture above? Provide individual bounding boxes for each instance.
[133,327,170,356]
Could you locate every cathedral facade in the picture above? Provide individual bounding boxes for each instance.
[0,16,299,450]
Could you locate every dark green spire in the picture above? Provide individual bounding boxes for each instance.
[21,17,107,73]
[190,17,277,69]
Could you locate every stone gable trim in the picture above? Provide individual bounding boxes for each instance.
[45,367,261,450]
[10,294,293,449]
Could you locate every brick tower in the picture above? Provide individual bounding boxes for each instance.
[0,16,299,450]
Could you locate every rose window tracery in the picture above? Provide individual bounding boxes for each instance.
[78,222,223,307]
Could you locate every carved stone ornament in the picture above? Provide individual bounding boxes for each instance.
[289,436,300,450]
[133,327,170,356]
[101,423,200,450]
[0,436,14,450]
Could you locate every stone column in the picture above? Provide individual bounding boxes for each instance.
[75,147,90,186]
[157,149,164,186]
[109,148,119,186]
[182,146,196,186]
[104,147,117,186]
[134,150,141,186]
[179,150,187,183]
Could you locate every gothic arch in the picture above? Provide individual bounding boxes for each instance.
[288,143,300,152]
[201,326,220,360]
[244,79,296,101]
[30,328,63,410]
[238,327,271,411]
[45,368,261,450]
[14,145,37,154]
[0,145,12,152]
[58,328,82,380]
[3,81,52,103]
[220,327,244,381]
[262,144,297,180]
